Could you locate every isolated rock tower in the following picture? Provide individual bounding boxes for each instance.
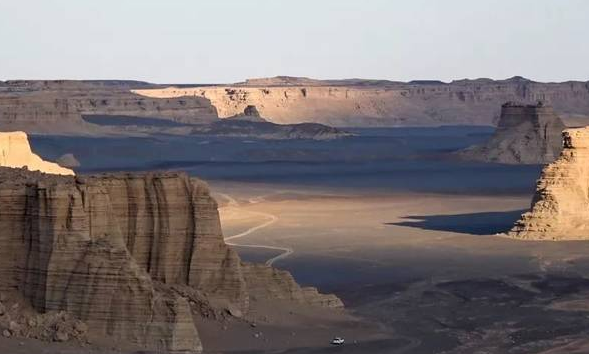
[460,102,566,164]
[509,127,589,240]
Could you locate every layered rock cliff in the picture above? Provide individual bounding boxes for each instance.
[459,102,566,164]
[0,131,74,175]
[0,168,341,352]
[0,80,218,134]
[132,76,589,127]
[508,127,589,240]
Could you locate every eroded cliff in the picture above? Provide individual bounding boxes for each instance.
[0,80,218,134]
[0,168,341,352]
[132,76,589,127]
[459,102,566,164]
[0,131,74,175]
[508,127,589,240]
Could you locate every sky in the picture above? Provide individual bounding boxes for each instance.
[1,0,588,84]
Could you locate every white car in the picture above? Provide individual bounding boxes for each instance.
[331,337,345,345]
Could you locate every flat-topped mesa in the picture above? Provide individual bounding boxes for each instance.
[508,127,589,240]
[0,131,74,175]
[459,102,566,164]
[0,81,219,135]
[0,168,341,353]
[132,77,589,127]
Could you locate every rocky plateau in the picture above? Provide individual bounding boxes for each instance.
[133,76,589,127]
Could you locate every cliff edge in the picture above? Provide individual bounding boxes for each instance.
[508,127,589,240]
[0,131,74,175]
[0,168,341,353]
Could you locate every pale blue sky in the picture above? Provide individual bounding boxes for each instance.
[1,0,588,83]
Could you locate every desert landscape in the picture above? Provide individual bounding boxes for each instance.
[2,1,589,353]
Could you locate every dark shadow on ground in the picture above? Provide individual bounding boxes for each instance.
[388,209,527,235]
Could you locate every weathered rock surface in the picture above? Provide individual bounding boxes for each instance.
[0,168,342,352]
[0,80,218,135]
[0,131,74,175]
[133,76,589,127]
[508,127,589,240]
[459,102,566,164]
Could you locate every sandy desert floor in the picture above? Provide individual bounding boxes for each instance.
[18,127,589,353]
[210,181,589,353]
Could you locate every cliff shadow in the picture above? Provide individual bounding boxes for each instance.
[388,209,526,235]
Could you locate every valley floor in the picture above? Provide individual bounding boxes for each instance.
[213,181,589,353]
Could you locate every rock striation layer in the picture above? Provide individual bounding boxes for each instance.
[508,127,589,240]
[0,80,218,135]
[0,168,341,352]
[132,76,589,127]
[459,102,566,164]
[0,131,74,175]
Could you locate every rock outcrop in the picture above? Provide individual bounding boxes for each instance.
[0,131,74,175]
[508,127,589,240]
[241,263,343,308]
[0,168,341,352]
[56,153,81,168]
[459,102,566,164]
[132,76,589,127]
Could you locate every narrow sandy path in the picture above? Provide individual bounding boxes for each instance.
[219,193,293,266]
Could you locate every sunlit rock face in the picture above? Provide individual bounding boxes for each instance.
[509,127,589,240]
[459,102,566,164]
[0,131,74,175]
[132,76,589,127]
[0,168,341,352]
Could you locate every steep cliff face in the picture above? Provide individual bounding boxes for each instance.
[0,80,218,134]
[508,128,589,240]
[132,76,589,127]
[459,102,566,164]
[0,131,74,175]
[0,168,340,352]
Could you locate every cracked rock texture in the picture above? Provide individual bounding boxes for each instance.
[509,127,589,240]
[0,168,341,352]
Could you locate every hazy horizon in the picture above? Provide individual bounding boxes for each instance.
[2,0,589,83]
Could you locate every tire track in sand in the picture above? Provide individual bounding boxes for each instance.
[219,193,292,266]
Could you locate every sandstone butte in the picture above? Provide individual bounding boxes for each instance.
[0,131,74,175]
[459,102,566,164]
[509,127,589,240]
[0,167,342,352]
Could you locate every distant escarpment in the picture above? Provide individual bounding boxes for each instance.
[0,80,349,140]
[0,80,218,135]
[459,102,566,164]
[0,131,74,175]
[133,76,589,127]
[0,168,341,353]
[508,127,589,240]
